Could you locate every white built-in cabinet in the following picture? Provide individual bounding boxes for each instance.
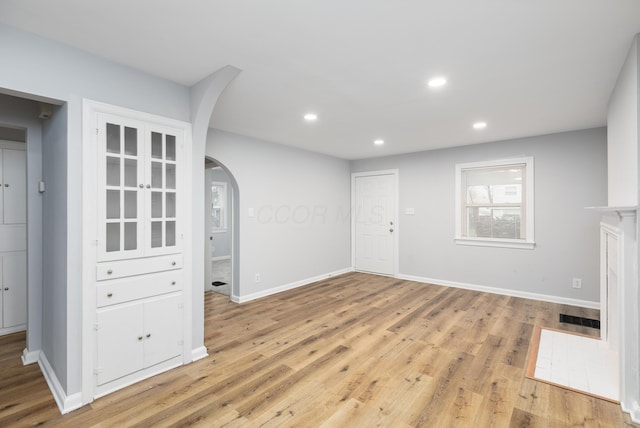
[0,142,27,336]
[85,104,191,398]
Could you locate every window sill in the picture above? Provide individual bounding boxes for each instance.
[454,237,535,250]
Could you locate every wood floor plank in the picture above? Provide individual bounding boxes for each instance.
[0,272,637,427]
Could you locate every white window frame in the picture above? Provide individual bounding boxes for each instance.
[211,181,227,232]
[455,157,535,249]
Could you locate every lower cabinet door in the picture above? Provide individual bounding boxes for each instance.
[143,293,183,367]
[96,302,144,385]
[2,253,26,328]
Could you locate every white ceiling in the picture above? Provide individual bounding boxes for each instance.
[1,1,639,159]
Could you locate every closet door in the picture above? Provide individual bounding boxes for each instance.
[98,115,145,261]
[145,126,181,256]
[3,149,26,224]
[2,253,26,328]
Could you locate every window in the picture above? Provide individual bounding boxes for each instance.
[211,181,227,231]
[455,157,534,249]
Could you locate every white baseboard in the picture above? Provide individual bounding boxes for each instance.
[211,255,231,262]
[0,324,26,336]
[38,352,84,414]
[397,274,599,309]
[21,348,40,365]
[233,267,354,304]
[191,346,208,362]
[621,400,640,424]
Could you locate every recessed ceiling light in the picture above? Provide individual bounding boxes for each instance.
[427,77,447,88]
[303,113,317,122]
[472,121,487,130]
[374,139,385,146]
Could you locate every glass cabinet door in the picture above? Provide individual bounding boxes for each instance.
[144,126,180,255]
[98,116,181,261]
[99,118,145,261]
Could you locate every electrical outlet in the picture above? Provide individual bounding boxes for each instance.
[255,273,261,283]
[572,278,582,289]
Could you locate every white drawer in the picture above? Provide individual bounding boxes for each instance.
[96,254,183,281]
[96,270,183,307]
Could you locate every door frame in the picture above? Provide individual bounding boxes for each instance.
[351,169,399,277]
[204,164,235,297]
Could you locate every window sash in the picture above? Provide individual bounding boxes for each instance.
[455,158,534,249]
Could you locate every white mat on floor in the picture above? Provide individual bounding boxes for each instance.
[527,327,618,402]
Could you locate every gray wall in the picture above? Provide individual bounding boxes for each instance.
[608,36,639,206]
[207,129,352,298]
[41,103,68,390]
[351,128,607,304]
[0,23,192,397]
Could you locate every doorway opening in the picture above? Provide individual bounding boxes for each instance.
[204,157,238,299]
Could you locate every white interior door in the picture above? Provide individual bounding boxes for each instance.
[204,168,213,291]
[354,172,396,275]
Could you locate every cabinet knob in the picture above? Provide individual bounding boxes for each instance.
[139,184,144,188]
[146,184,151,189]
[138,336,143,341]
[4,287,8,291]
[107,269,113,275]
[172,261,176,266]
[146,333,151,338]
[4,184,8,187]
[171,281,176,285]
[107,293,113,298]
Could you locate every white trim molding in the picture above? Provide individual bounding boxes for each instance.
[38,352,84,414]
[232,267,354,304]
[191,346,208,362]
[397,273,599,309]
[21,348,40,365]
[455,157,535,249]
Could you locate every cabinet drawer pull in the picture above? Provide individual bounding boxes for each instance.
[107,293,113,298]
[138,336,143,341]
[107,269,113,275]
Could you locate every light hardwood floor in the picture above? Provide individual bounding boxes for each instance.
[0,272,637,427]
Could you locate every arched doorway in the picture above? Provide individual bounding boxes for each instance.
[204,157,239,299]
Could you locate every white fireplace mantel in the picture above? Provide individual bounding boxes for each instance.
[588,205,639,423]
